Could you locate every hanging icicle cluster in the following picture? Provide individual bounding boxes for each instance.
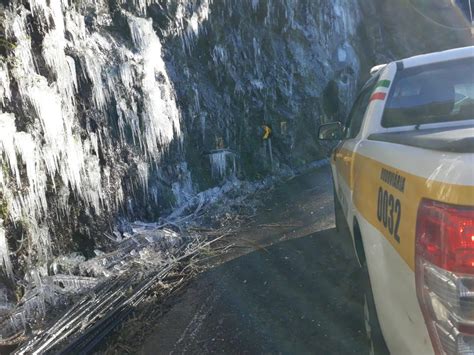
[0,0,200,278]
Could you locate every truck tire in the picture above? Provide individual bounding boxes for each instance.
[334,190,387,353]
[361,261,389,355]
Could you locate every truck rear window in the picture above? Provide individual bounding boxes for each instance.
[382,58,474,128]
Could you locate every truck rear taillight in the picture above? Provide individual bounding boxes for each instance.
[416,199,474,355]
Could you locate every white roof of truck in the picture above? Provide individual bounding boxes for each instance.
[369,46,474,75]
[400,45,474,68]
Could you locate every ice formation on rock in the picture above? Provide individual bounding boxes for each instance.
[209,150,236,179]
[0,0,184,279]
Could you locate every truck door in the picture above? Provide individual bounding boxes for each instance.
[334,78,378,219]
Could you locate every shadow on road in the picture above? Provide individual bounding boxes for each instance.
[141,227,369,354]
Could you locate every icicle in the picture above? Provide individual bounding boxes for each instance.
[168,0,214,52]
[0,113,21,186]
[209,151,236,179]
[212,45,228,65]
[119,62,134,91]
[137,162,149,195]
[251,0,259,11]
[50,275,98,292]
[193,86,201,113]
[128,15,181,157]
[187,0,212,38]
[0,62,11,107]
[200,112,207,141]
[0,222,13,278]
[41,0,77,108]
[333,0,358,37]
[210,151,226,178]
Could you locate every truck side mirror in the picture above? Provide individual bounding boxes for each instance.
[317,122,344,141]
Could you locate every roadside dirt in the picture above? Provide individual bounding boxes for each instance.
[100,165,370,354]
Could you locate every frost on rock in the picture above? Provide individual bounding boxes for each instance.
[332,0,358,38]
[172,162,194,207]
[0,0,198,339]
[0,0,187,281]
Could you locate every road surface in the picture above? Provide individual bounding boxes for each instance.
[139,165,374,354]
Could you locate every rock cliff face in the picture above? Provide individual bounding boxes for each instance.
[0,0,470,279]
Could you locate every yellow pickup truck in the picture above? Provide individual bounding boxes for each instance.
[319,46,474,355]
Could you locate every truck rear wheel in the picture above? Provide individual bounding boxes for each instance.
[361,261,389,355]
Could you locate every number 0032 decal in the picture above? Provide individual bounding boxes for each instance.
[376,187,401,243]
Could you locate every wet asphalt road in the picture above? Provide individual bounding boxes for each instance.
[139,165,371,354]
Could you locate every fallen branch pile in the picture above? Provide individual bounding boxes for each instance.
[10,231,224,354]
